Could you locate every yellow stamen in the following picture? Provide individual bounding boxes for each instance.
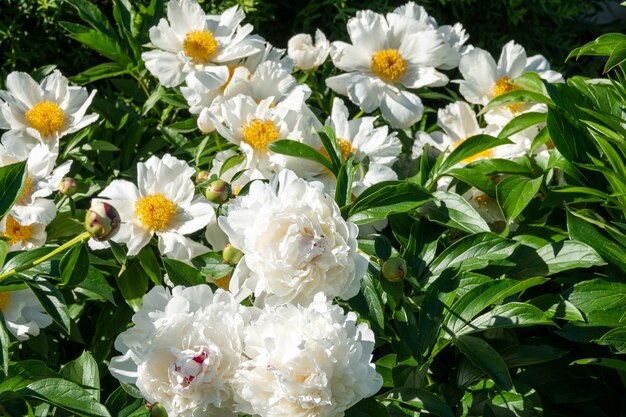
[3,215,33,245]
[221,65,239,92]
[0,292,10,310]
[214,273,231,291]
[493,76,523,112]
[134,193,177,232]
[319,138,355,163]
[474,193,492,206]
[242,119,281,151]
[371,49,407,84]
[18,176,32,205]
[183,30,218,63]
[25,101,64,137]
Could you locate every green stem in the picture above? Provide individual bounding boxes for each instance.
[0,231,92,283]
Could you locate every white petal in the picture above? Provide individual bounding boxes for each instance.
[380,88,423,128]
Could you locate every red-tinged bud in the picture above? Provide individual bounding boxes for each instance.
[59,177,77,196]
[381,257,407,282]
[205,179,231,204]
[195,171,210,185]
[84,201,120,241]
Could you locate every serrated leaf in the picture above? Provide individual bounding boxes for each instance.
[454,335,513,390]
[21,378,110,417]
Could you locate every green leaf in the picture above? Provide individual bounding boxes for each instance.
[163,258,205,286]
[421,191,490,234]
[596,327,626,353]
[25,276,71,334]
[445,277,547,336]
[60,244,90,287]
[78,267,116,305]
[345,397,390,417]
[115,260,148,311]
[567,210,626,272]
[21,378,110,417]
[457,302,554,336]
[570,357,626,372]
[348,181,431,225]
[437,135,513,174]
[500,344,568,367]
[426,233,519,283]
[137,246,162,286]
[268,140,335,173]
[0,241,7,270]
[335,157,357,208]
[71,62,128,84]
[481,89,553,114]
[0,310,10,376]
[64,0,117,38]
[454,335,513,390]
[360,274,385,330]
[317,126,343,173]
[496,175,543,222]
[0,161,27,220]
[568,33,626,60]
[497,112,547,139]
[59,22,130,66]
[381,388,454,417]
[0,391,30,417]
[566,278,626,321]
[60,351,100,401]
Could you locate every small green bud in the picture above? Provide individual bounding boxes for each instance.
[381,257,407,282]
[150,403,168,417]
[59,177,77,196]
[223,243,243,265]
[195,171,210,185]
[84,201,121,241]
[205,179,231,204]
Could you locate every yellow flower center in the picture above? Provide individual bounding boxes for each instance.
[371,49,407,84]
[319,138,355,163]
[3,215,33,245]
[25,101,64,137]
[453,139,494,164]
[18,176,33,205]
[0,292,11,310]
[134,193,177,232]
[183,30,218,63]
[474,193,492,206]
[242,119,281,151]
[493,76,523,112]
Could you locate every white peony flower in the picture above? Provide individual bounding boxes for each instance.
[288,29,330,71]
[218,169,368,307]
[142,0,263,88]
[0,288,52,341]
[233,292,383,417]
[92,154,214,261]
[455,40,563,125]
[0,70,98,159]
[326,9,451,128]
[411,101,530,164]
[109,285,253,417]
[0,215,48,252]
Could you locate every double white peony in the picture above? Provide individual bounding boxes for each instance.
[219,169,368,307]
[234,292,383,417]
[109,285,252,417]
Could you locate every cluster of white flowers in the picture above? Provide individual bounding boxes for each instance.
[0,70,99,341]
[110,286,382,417]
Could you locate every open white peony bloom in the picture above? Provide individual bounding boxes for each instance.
[0,288,52,341]
[0,70,98,159]
[0,215,48,252]
[455,40,563,125]
[234,292,383,417]
[219,169,368,307]
[326,9,451,128]
[288,29,330,71]
[109,285,253,417]
[411,101,530,163]
[93,154,213,261]
[318,98,401,196]
[142,0,263,88]
[0,143,69,226]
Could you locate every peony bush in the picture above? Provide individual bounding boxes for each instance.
[0,0,625,416]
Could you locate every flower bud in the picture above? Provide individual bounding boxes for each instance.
[149,403,168,417]
[84,201,121,241]
[59,177,77,196]
[223,243,243,265]
[205,179,231,204]
[195,171,210,185]
[381,257,407,282]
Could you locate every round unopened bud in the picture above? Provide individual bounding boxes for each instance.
[59,177,77,196]
[84,201,121,241]
[195,171,210,185]
[223,243,243,265]
[205,179,231,204]
[381,257,408,282]
[150,403,168,417]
